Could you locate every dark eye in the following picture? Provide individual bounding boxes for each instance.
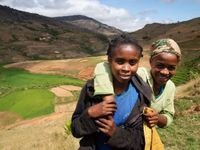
[168,66,176,71]
[115,58,125,65]
[156,64,165,69]
[129,60,138,66]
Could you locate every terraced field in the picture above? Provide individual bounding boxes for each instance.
[172,57,200,86]
[0,64,85,128]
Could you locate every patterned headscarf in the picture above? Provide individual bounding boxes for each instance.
[150,39,181,61]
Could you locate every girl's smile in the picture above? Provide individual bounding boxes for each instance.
[150,53,178,86]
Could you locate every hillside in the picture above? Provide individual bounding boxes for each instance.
[0,5,199,64]
[55,15,123,36]
[0,56,199,150]
[129,17,200,51]
[0,5,109,63]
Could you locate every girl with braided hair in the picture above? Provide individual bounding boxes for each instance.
[71,35,152,150]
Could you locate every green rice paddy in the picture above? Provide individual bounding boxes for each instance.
[0,64,85,119]
[0,89,55,119]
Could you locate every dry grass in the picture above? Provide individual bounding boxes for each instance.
[0,111,22,128]
[0,104,80,150]
[175,77,200,99]
[4,56,106,80]
[1,55,199,150]
[4,54,150,81]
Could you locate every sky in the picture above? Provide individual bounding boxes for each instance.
[0,0,199,32]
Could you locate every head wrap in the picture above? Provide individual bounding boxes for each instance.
[150,39,181,61]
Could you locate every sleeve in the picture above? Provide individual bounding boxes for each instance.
[71,84,97,138]
[136,67,148,83]
[160,82,175,127]
[94,62,114,96]
[106,123,145,150]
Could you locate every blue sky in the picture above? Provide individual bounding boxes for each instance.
[0,0,199,32]
[100,0,200,22]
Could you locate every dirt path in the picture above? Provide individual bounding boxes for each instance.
[3,56,107,80]
[3,101,77,129]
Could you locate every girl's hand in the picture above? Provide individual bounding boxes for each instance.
[143,109,167,128]
[143,109,159,128]
[95,115,116,136]
[88,98,117,118]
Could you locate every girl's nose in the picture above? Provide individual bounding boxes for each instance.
[160,68,169,75]
[122,64,130,72]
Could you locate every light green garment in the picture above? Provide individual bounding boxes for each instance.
[94,62,175,126]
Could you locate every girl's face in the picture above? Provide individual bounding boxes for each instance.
[109,44,141,85]
[150,53,178,86]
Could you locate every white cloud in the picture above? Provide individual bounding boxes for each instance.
[0,0,157,32]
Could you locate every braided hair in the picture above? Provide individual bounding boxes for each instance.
[107,34,143,59]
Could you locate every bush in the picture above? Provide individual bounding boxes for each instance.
[196,35,200,38]
[142,36,151,40]
[34,37,39,41]
[64,119,72,136]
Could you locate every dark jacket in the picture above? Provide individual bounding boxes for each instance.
[71,74,152,150]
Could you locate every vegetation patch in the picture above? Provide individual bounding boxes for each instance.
[0,64,85,96]
[0,64,85,120]
[0,111,22,128]
[53,91,80,105]
[158,113,200,150]
[171,56,200,86]
[0,89,55,119]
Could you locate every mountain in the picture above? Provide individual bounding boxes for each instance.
[55,15,123,36]
[0,5,109,63]
[128,17,200,51]
[0,5,199,64]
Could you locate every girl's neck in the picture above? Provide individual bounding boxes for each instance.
[113,78,129,95]
[153,83,163,96]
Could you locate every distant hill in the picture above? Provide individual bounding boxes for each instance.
[0,5,109,63]
[55,15,123,36]
[128,17,200,51]
[0,5,199,63]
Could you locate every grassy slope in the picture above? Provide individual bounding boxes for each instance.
[171,51,200,86]
[158,113,200,150]
[0,64,85,120]
[0,60,199,150]
[0,64,84,95]
[0,5,109,63]
[0,89,54,119]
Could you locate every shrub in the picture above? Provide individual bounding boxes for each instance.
[64,119,72,136]
[142,36,151,40]
[196,35,200,38]
[34,37,39,41]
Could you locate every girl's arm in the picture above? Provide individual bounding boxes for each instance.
[71,82,117,138]
[95,116,145,149]
[159,81,175,127]
[143,81,175,127]
[94,62,114,96]
[71,84,97,138]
